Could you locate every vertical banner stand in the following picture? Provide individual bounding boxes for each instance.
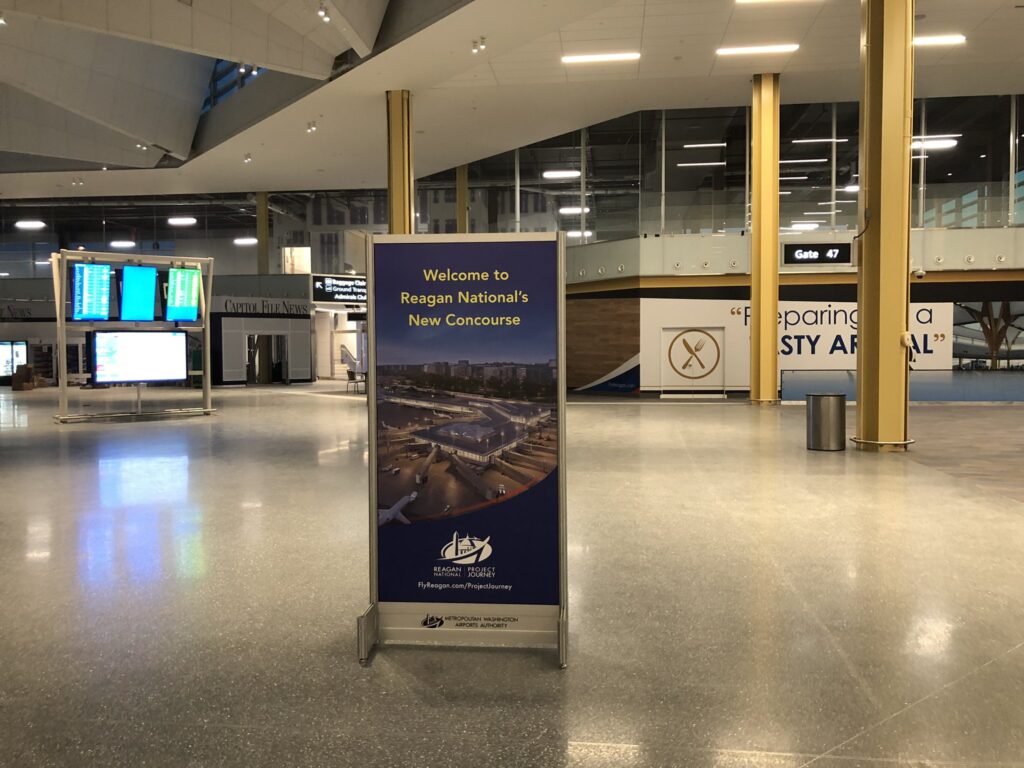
[358,233,568,668]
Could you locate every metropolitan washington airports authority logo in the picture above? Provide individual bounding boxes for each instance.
[439,531,493,565]
[667,329,721,380]
[421,615,444,628]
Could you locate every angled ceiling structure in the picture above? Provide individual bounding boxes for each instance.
[1,0,1023,199]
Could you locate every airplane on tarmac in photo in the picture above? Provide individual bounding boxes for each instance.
[377,493,417,526]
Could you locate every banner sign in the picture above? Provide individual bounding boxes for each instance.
[641,299,953,391]
[359,233,566,664]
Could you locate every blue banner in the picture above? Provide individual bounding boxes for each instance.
[372,238,560,606]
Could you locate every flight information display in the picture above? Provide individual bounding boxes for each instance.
[120,265,158,321]
[94,331,187,384]
[72,263,111,321]
[166,268,201,322]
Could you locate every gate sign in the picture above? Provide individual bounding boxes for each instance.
[783,242,852,266]
[358,233,566,666]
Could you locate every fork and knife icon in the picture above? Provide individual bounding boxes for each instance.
[681,337,707,369]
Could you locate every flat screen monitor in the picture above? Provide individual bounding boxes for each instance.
[166,268,201,322]
[72,263,111,321]
[120,265,158,321]
[0,343,12,377]
[93,331,187,384]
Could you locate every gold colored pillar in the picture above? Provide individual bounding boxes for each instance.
[386,90,414,234]
[750,73,780,405]
[256,191,270,274]
[456,164,469,233]
[255,191,272,384]
[856,0,914,451]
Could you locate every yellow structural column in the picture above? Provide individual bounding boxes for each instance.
[455,164,470,233]
[255,191,272,384]
[856,0,914,451]
[386,90,414,234]
[750,73,781,405]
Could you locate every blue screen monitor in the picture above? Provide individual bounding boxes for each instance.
[72,263,111,321]
[120,265,157,321]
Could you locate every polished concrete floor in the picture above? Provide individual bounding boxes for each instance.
[1,386,1023,767]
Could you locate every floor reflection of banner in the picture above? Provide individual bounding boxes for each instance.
[365,234,565,654]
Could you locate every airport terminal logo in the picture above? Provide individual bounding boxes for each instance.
[668,329,721,380]
[439,531,493,564]
[421,615,445,628]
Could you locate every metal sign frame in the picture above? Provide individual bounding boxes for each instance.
[357,232,568,668]
[50,249,215,423]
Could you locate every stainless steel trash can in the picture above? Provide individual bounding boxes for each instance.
[806,393,846,451]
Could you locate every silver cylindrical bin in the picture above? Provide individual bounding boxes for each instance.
[806,393,846,451]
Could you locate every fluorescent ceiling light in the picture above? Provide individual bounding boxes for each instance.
[912,134,961,140]
[911,138,957,150]
[791,223,820,231]
[717,43,799,56]
[779,191,792,195]
[913,34,966,47]
[805,211,837,215]
[559,206,590,215]
[683,142,727,149]
[561,52,640,64]
[566,230,593,238]
[110,240,136,249]
[677,161,726,167]
[15,220,46,230]
[792,138,849,144]
[167,216,197,226]
[35,260,50,266]
[843,185,860,193]
[780,158,828,164]
[911,155,930,160]
[234,237,259,246]
[543,170,581,179]
[781,176,809,181]
[0,273,10,277]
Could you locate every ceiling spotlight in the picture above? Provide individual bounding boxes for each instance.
[15,220,46,231]
[238,64,247,74]
[306,121,318,134]
[244,153,253,164]
[102,166,108,171]
[472,40,479,54]
[168,216,197,227]
[0,13,7,26]
[323,13,330,22]
[479,36,486,50]
[250,66,258,76]
[317,4,326,17]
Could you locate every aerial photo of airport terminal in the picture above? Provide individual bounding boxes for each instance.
[375,360,558,526]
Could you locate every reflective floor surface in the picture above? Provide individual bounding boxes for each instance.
[1,386,1023,767]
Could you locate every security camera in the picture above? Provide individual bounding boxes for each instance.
[912,267,926,280]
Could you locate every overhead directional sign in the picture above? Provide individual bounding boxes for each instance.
[313,274,367,303]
